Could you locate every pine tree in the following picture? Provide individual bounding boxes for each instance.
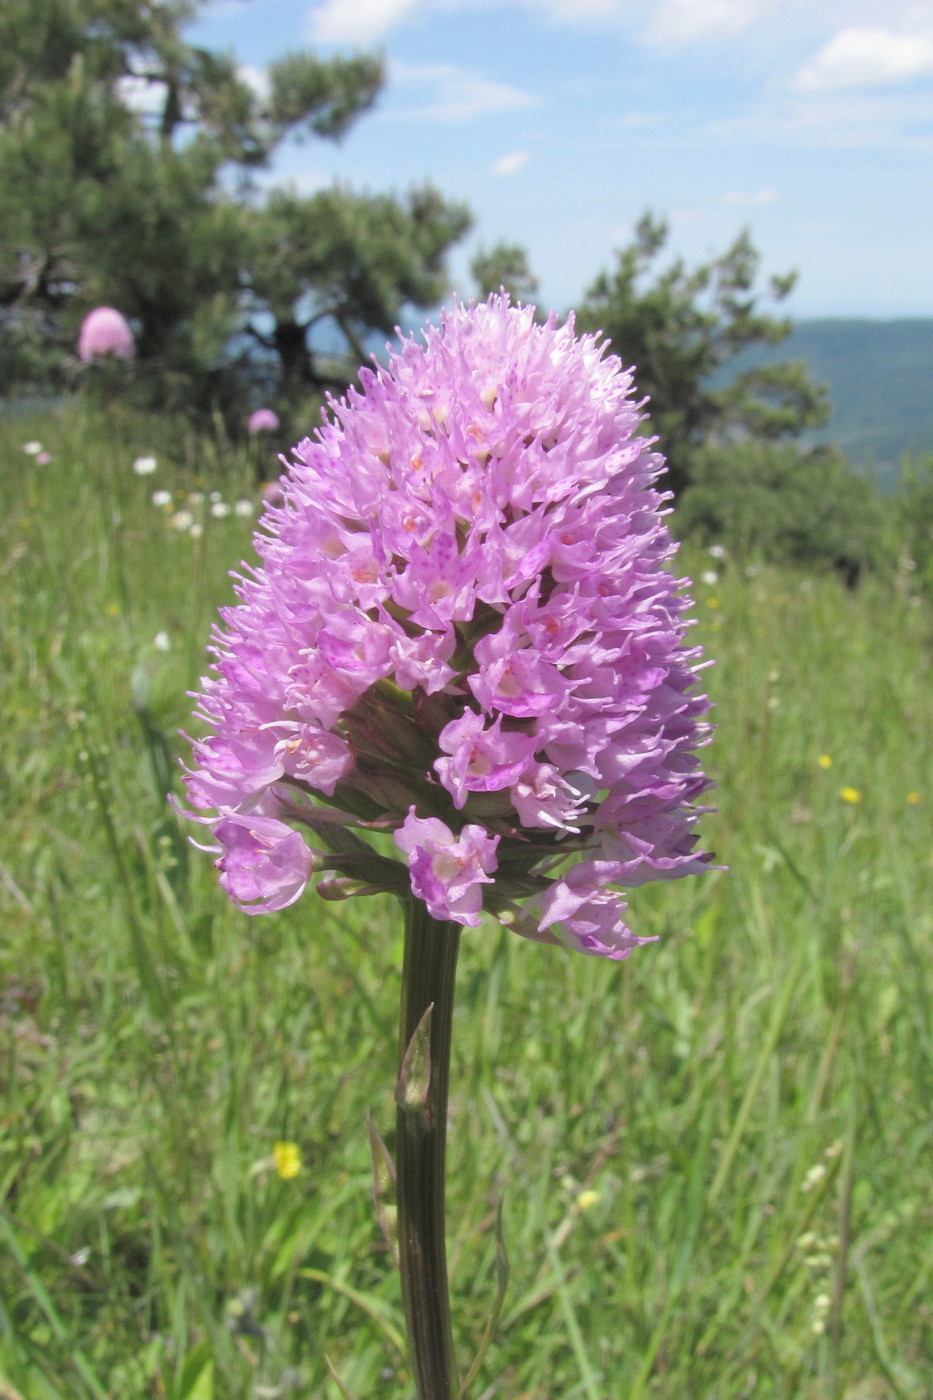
[577,213,829,496]
[0,0,468,417]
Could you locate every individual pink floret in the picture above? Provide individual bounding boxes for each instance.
[434,710,537,809]
[212,812,316,912]
[394,810,499,927]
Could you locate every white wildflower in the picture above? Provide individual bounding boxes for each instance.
[801,1163,827,1193]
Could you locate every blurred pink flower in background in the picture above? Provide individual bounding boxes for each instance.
[77,307,135,362]
[248,408,280,434]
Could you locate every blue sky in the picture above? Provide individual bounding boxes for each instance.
[186,0,933,320]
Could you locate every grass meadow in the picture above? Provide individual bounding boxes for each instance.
[1,405,931,1400]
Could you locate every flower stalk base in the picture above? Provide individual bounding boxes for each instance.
[395,896,461,1400]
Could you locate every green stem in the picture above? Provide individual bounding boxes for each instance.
[395,896,461,1400]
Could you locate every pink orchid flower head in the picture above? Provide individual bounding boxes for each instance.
[182,296,716,955]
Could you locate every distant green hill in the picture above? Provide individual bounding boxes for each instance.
[724,318,933,484]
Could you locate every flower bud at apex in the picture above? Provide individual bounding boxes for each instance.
[182,296,716,952]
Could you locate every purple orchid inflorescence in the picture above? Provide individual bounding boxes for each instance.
[182,297,715,958]
[77,306,135,362]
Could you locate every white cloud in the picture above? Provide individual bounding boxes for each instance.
[534,0,630,19]
[238,64,271,101]
[116,75,167,118]
[793,27,933,90]
[645,0,772,44]
[308,0,420,44]
[704,84,933,151]
[305,0,766,45]
[288,170,333,193]
[304,0,933,59]
[391,61,536,120]
[723,187,779,203]
[491,150,531,175]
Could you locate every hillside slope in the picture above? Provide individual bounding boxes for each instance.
[729,318,933,475]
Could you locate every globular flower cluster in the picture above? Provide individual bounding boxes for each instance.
[182,297,714,958]
[77,306,135,362]
[248,408,281,434]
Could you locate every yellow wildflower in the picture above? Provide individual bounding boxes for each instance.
[577,1189,599,1212]
[817,754,832,769]
[706,597,719,609]
[907,792,920,805]
[273,1140,301,1180]
[839,787,860,805]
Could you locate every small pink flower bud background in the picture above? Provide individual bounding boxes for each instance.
[248,408,280,434]
[77,307,135,362]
